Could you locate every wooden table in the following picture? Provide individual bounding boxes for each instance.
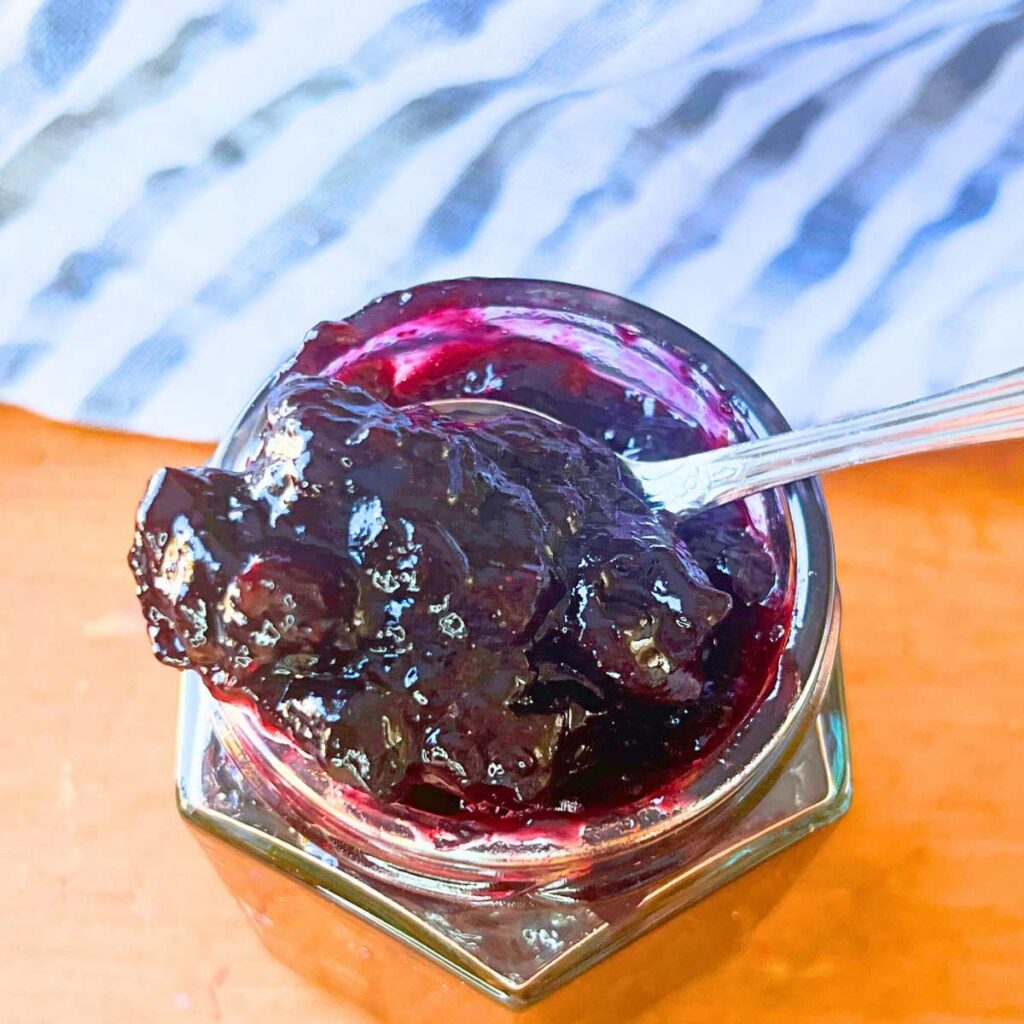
[1,405,1021,1023]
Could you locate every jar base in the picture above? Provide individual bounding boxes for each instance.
[177,659,851,1011]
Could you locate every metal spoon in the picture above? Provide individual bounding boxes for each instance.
[428,365,1024,517]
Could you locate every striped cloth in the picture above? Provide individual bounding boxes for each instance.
[0,0,1021,441]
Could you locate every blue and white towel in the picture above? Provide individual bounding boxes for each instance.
[0,0,1021,440]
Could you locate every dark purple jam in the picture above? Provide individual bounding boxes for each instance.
[130,303,792,819]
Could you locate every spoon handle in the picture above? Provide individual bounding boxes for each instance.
[638,365,1024,516]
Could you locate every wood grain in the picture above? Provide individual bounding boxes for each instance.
[0,405,1020,1023]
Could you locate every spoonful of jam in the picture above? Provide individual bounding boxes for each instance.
[129,369,771,818]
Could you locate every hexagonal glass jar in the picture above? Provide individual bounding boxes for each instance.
[176,279,851,1015]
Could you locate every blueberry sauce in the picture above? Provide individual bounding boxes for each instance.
[130,303,793,820]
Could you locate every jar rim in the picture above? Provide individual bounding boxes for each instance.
[203,277,839,885]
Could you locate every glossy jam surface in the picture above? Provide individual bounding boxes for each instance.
[131,304,793,819]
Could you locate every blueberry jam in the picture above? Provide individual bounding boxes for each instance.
[131,300,793,820]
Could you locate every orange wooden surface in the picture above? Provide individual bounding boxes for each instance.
[0,404,1021,1023]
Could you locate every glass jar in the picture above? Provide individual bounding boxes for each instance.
[176,279,851,1016]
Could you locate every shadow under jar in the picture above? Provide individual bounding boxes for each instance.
[176,278,851,1014]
